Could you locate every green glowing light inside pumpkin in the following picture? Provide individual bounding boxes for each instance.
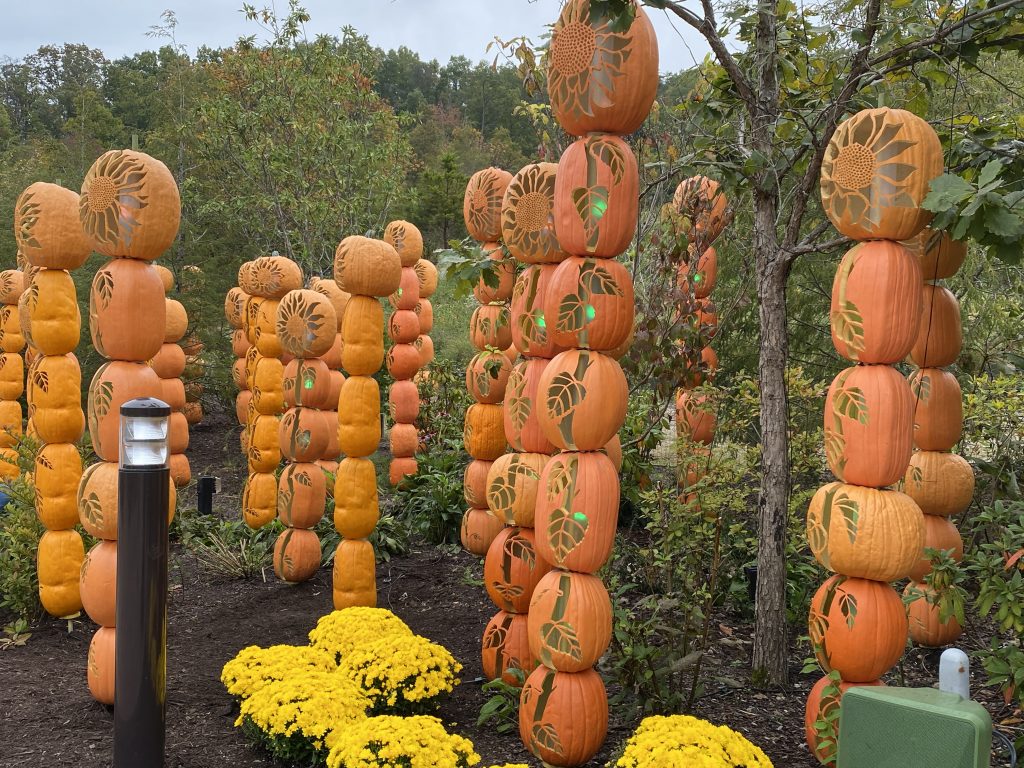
[536,313,546,329]
[694,274,702,283]
[396,288,403,296]
[585,304,596,321]
[573,512,588,523]
[591,199,608,219]
[303,373,314,390]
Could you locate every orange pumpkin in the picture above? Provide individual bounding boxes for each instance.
[0,269,25,304]
[694,299,719,339]
[37,528,84,617]
[486,452,547,526]
[337,376,381,458]
[467,350,512,405]
[169,453,190,488]
[535,451,619,574]
[464,403,506,461]
[904,581,963,647]
[910,368,962,451]
[34,442,83,529]
[244,296,264,345]
[547,0,658,137]
[251,356,285,415]
[78,461,176,539]
[473,243,515,304]
[90,258,166,361]
[236,390,252,426]
[243,472,277,529]
[675,392,715,445]
[388,380,420,423]
[87,627,116,705]
[908,515,963,582]
[903,229,967,280]
[820,108,942,241]
[309,276,350,324]
[415,259,439,299]
[0,401,22,449]
[809,575,907,682]
[484,526,551,613]
[910,284,962,368]
[470,304,513,351]
[519,666,608,767]
[26,269,80,356]
[88,361,161,462]
[389,423,419,458]
[389,309,420,344]
[273,528,321,583]
[537,349,628,451]
[683,345,719,389]
[15,183,92,269]
[672,176,731,247]
[320,333,344,370]
[805,675,884,764]
[153,342,187,379]
[327,370,345,407]
[277,462,327,529]
[675,246,717,300]
[320,410,340,461]
[415,334,435,367]
[0,304,25,353]
[253,298,283,358]
[806,483,924,581]
[383,220,424,268]
[161,377,186,412]
[386,344,420,381]
[334,458,380,539]
[504,359,557,454]
[0,353,24,401]
[80,540,117,627]
[79,149,180,259]
[239,256,303,299]
[341,296,385,376]
[482,610,536,685]
[465,167,513,242]
[283,358,333,409]
[276,289,337,359]
[460,507,505,556]
[528,570,612,672]
[554,133,639,257]
[830,241,923,363]
[415,298,434,334]
[501,162,568,265]
[182,401,203,425]
[332,539,376,609]
[390,267,421,312]
[389,457,418,486]
[334,236,402,298]
[247,415,282,473]
[464,460,494,509]
[824,365,914,487]
[603,434,623,471]
[28,353,84,444]
[902,450,974,517]
[509,265,564,358]
[164,298,188,344]
[0,446,18,479]
[226,289,248,331]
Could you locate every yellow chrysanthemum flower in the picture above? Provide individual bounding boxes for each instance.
[325,715,480,768]
[221,644,335,699]
[308,607,414,662]
[616,715,773,768]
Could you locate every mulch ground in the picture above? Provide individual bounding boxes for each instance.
[0,407,1016,767]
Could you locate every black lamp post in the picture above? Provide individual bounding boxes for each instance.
[114,397,171,768]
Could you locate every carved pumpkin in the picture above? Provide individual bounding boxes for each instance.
[519,666,608,767]
[320,333,344,370]
[236,391,252,426]
[416,334,434,367]
[415,298,434,334]
[0,401,22,449]
[283,358,333,409]
[486,452,547,527]
[510,265,565,358]
[77,149,180,260]
[251,356,285,416]
[320,410,340,461]
[276,289,337,359]
[254,298,283,358]
[273,527,321,583]
[483,610,536,685]
[277,462,327,529]
[415,259,439,298]
[15,182,92,269]
[805,675,884,764]
[830,241,923,363]
[341,296,385,376]
[337,376,381,458]
[26,269,80,356]
[383,220,424,268]
[386,344,420,381]
[677,245,717,300]
[332,539,376,609]
[388,380,420,423]
[240,256,303,299]
[28,353,84,444]
[460,508,505,556]
[389,309,420,344]
[537,349,628,451]
[535,451,619,574]
[164,299,187,344]
[470,304,513,351]
[528,570,611,673]
[902,450,974,517]
[88,362,161,462]
[390,267,420,312]
[485,527,552,613]
[37,528,84,617]
[280,406,329,463]
[675,392,716,445]
[547,0,658,137]
[225,287,248,329]
[243,472,278,529]
[334,236,402,298]
[820,108,942,241]
[910,284,962,368]
[80,540,117,627]
[910,368,962,451]
[501,162,568,265]
[464,460,494,509]
[908,515,963,582]
[247,415,282,473]
[0,305,25,353]
[87,627,116,705]
[465,167,513,242]
[34,442,83,530]
[672,176,730,247]
[90,258,166,361]
[904,581,963,647]
[78,461,175,539]
[554,133,639,257]
[467,350,512,405]
[806,483,924,581]
[309,276,350,323]
[0,353,24,401]
[903,228,967,280]
[0,269,25,304]
[824,365,914,487]
[473,243,515,304]
[505,359,557,454]
[464,403,507,461]
[809,575,908,682]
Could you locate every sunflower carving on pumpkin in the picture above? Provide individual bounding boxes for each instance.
[275,289,335,359]
[464,167,513,242]
[501,163,568,264]
[820,107,942,241]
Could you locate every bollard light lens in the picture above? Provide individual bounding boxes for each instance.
[120,398,172,469]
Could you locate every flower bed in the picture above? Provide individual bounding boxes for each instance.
[616,715,773,768]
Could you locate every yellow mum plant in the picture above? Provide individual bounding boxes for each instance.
[616,715,773,768]
[308,606,414,662]
[338,634,462,714]
[325,715,480,768]
[221,644,335,699]
[237,667,370,764]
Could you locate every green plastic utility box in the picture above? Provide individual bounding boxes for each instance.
[837,687,992,768]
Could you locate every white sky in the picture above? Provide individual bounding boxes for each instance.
[1,0,711,74]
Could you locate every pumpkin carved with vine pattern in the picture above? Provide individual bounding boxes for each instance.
[464,167,513,242]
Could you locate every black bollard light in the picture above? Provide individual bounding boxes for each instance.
[114,397,171,768]
[196,476,219,515]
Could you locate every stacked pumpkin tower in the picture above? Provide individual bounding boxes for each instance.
[225,275,252,434]
[803,108,942,763]
[239,256,303,530]
[902,229,973,647]
[413,257,438,370]
[72,150,179,704]
[0,269,25,480]
[272,289,337,583]
[672,176,728,500]
[154,265,192,487]
[14,183,92,619]
[309,276,348,473]
[461,167,514,556]
[383,220,425,485]
[332,236,402,609]
[519,2,657,765]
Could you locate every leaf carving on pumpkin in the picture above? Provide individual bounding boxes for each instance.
[32,369,49,395]
[540,619,583,664]
[580,260,622,296]
[838,589,858,630]
[572,185,610,252]
[556,293,588,335]
[589,135,627,183]
[546,505,588,563]
[492,581,525,602]
[545,371,587,447]
[835,493,859,545]
[93,268,115,311]
[910,372,931,403]
[831,300,865,357]
[504,531,537,571]
[832,385,868,425]
[531,723,564,757]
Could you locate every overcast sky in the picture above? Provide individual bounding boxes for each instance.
[1,1,711,74]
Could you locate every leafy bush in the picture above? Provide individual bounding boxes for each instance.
[387,442,466,545]
[176,509,278,578]
[0,435,47,624]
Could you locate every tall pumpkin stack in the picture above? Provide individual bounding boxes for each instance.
[153,265,191,487]
[518,3,657,765]
[332,236,401,609]
[803,108,942,763]
[0,269,25,479]
[461,167,513,556]
[14,183,92,620]
[901,229,973,647]
[225,272,252,434]
[383,220,425,485]
[73,150,179,704]
[309,276,348,474]
[479,161,577,686]
[671,176,728,501]
[272,289,337,583]
[413,257,438,371]
[239,256,303,530]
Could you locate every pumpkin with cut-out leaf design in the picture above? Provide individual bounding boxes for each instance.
[470,304,512,351]
[467,350,512,405]
[902,450,974,517]
[903,228,966,280]
[504,359,557,454]
[243,472,277,529]
[461,507,506,557]
[509,265,565,358]
[28,353,84,444]
[15,182,92,269]
[483,610,536,685]
[464,167,513,242]
[910,368,962,451]
[26,269,80,356]
[527,570,611,673]
[383,220,424,267]
[486,452,547,526]
[501,162,568,265]
[276,462,327,529]
[334,236,401,297]
[87,361,161,462]
[484,526,552,614]
[672,176,731,247]
[90,258,166,361]
[536,349,627,452]
[390,267,420,312]
[519,666,608,767]
[474,243,516,303]
[273,527,321,583]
